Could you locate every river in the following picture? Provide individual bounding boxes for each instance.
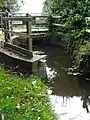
[38,45,90,120]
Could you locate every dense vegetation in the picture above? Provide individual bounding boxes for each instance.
[43,0,90,73]
[43,0,90,37]
[0,0,24,12]
[0,65,56,120]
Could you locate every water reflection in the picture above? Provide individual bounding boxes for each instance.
[81,95,89,113]
[46,66,57,81]
[50,95,90,120]
[47,66,90,119]
[38,45,90,120]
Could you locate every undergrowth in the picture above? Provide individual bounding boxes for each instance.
[0,65,56,120]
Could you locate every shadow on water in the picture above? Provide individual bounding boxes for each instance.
[37,45,90,120]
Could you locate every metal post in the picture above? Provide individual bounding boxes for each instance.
[26,14,32,51]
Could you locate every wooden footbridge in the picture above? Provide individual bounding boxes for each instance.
[0,12,50,72]
[1,12,49,49]
[0,12,61,73]
[0,12,89,73]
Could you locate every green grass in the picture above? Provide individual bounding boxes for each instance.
[0,65,56,120]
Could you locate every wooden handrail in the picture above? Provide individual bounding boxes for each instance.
[2,29,31,38]
[2,29,48,39]
[2,17,31,21]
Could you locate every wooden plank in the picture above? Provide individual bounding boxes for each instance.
[31,15,48,18]
[2,17,31,21]
[10,33,47,40]
[31,33,47,38]
[2,29,48,39]
[2,29,31,38]
[10,16,26,18]
[9,28,48,33]
[11,21,46,25]
[12,15,48,18]
[13,15,48,19]
[4,42,33,58]
[2,16,47,22]
[52,23,65,27]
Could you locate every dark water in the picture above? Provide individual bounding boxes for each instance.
[38,45,90,120]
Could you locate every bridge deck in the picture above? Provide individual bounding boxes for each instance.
[0,47,47,63]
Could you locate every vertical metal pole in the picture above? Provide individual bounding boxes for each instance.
[26,13,32,51]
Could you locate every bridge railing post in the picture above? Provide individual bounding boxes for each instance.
[10,14,13,36]
[3,12,10,42]
[48,15,53,33]
[26,13,32,51]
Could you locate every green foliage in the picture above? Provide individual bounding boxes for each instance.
[0,65,56,120]
[0,0,4,8]
[44,0,90,38]
[43,0,90,72]
[86,18,90,29]
[0,0,20,12]
[75,43,90,65]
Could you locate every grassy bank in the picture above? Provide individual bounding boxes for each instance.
[0,65,56,120]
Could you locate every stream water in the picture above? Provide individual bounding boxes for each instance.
[38,45,90,120]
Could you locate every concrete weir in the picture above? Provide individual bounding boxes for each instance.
[0,46,47,73]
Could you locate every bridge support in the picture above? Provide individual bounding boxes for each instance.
[26,13,32,51]
[3,12,10,42]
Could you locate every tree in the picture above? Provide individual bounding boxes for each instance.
[43,0,90,38]
[42,0,53,14]
[0,0,24,13]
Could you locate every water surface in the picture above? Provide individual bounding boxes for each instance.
[39,45,90,120]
